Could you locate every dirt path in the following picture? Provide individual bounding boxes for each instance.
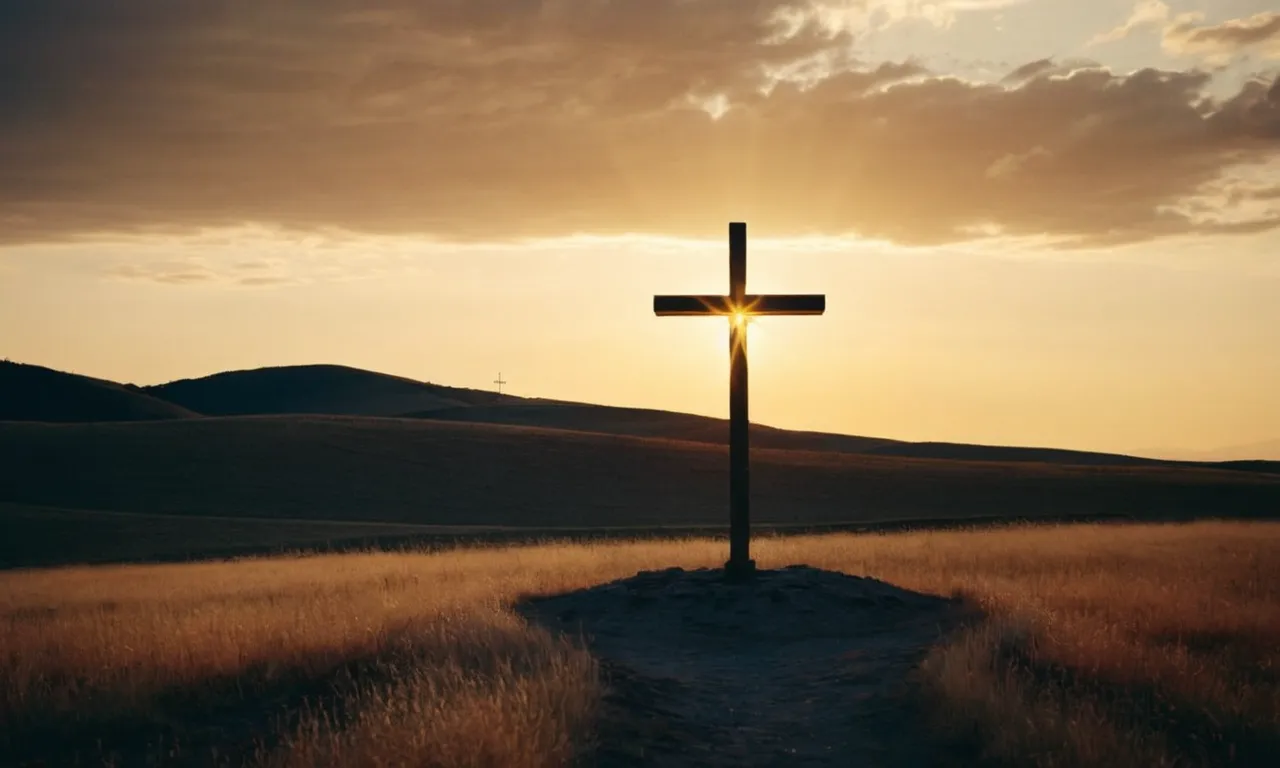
[520,566,962,767]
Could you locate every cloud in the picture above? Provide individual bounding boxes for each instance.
[107,264,217,285]
[1001,58,1103,84]
[812,0,1032,31]
[107,260,301,288]
[1088,0,1172,46]
[80,224,435,286]
[103,250,300,287]
[1093,3,1280,64]
[1165,11,1280,63]
[236,275,295,287]
[0,0,1278,249]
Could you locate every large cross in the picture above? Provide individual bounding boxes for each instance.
[655,222,826,579]
[494,373,508,396]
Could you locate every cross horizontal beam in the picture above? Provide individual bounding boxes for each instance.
[653,294,826,317]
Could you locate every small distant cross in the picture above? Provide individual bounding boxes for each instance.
[494,373,508,396]
[655,222,826,580]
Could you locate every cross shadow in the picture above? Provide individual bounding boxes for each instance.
[517,566,968,768]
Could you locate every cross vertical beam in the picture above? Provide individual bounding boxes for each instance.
[654,222,826,581]
[728,223,752,577]
[730,222,747,304]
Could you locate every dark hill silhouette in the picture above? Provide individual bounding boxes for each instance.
[407,402,1279,473]
[863,441,1165,467]
[411,402,902,453]
[8,360,1276,472]
[145,364,524,417]
[0,361,197,423]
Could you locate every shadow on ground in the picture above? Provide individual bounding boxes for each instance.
[518,566,968,768]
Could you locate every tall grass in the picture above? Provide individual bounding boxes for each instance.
[2,522,1277,766]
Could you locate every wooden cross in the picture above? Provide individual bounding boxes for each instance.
[655,222,826,579]
[494,373,507,396]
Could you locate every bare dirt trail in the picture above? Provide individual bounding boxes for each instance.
[520,567,964,767]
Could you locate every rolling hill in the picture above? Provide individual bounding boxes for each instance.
[143,364,524,417]
[410,402,902,454]
[410,402,1264,470]
[862,441,1181,467]
[397,380,1280,471]
[6,361,1276,471]
[2,416,1276,534]
[0,361,198,423]
[4,357,1280,567]
[146,363,1278,469]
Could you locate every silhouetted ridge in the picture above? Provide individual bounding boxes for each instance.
[7,361,1276,471]
[0,361,197,423]
[145,364,523,417]
[409,402,901,453]
[864,441,1161,467]
[406,403,1280,471]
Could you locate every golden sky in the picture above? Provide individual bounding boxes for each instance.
[1,1,1278,458]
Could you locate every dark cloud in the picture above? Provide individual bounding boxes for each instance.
[1001,58,1103,84]
[1002,59,1058,83]
[1,1,1278,247]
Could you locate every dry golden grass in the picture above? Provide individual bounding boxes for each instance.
[2,521,1278,766]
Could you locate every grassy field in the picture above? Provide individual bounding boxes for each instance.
[0,503,523,569]
[2,521,1277,766]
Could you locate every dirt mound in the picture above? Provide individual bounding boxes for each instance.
[521,566,963,767]
[531,566,948,644]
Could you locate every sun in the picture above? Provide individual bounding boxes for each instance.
[732,310,749,327]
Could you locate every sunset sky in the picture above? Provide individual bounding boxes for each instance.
[2,0,1278,458]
